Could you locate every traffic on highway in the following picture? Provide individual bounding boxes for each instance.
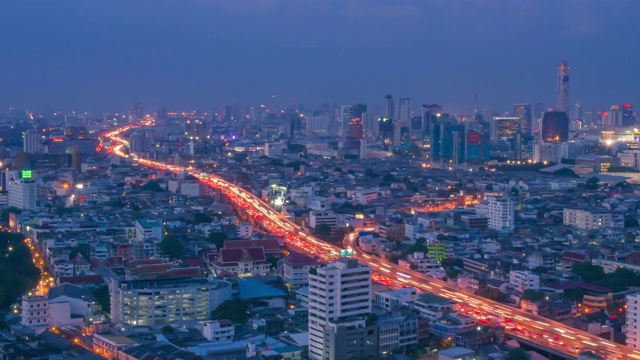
[102,122,639,360]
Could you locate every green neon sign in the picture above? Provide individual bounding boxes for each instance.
[21,170,32,179]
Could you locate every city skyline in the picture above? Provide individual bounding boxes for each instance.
[0,1,639,113]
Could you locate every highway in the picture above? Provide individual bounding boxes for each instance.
[102,123,637,360]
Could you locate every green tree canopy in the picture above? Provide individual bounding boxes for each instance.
[211,299,249,324]
[585,176,600,190]
[315,224,332,238]
[207,231,228,250]
[94,284,110,313]
[141,180,165,192]
[192,212,213,224]
[505,348,529,360]
[160,235,183,259]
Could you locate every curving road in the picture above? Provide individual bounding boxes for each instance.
[102,123,637,360]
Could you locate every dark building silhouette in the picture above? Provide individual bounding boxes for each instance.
[541,111,569,143]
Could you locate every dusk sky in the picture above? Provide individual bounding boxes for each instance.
[0,0,638,114]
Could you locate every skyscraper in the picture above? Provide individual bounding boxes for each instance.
[397,98,411,124]
[308,258,373,360]
[384,95,394,119]
[513,104,532,136]
[336,105,353,137]
[541,111,569,143]
[558,60,570,113]
[23,129,40,153]
[352,103,367,120]
[134,102,144,121]
[491,116,520,139]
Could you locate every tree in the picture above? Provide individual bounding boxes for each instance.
[334,167,343,173]
[625,217,639,228]
[380,173,396,186]
[192,212,213,224]
[160,235,183,259]
[211,299,249,324]
[0,207,22,222]
[522,290,544,301]
[484,184,494,191]
[315,224,332,238]
[585,176,600,190]
[505,348,530,360]
[162,325,175,334]
[571,263,605,283]
[141,180,165,192]
[266,255,279,269]
[364,169,378,178]
[94,285,110,313]
[207,231,228,250]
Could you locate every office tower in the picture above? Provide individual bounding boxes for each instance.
[6,171,36,210]
[134,102,144,121]
[491,116,520,139]
[465,130,490,163]
[348,118,364,139]
[410,116,422,131]
[487,197,514,232]
[541,111,569,143]
[129,131,153,154]
[397,98,411,124]
[558,60,570,113]
[361,112,378,138]
[379,118,394,147]
[623,104,635,126]
[627,293,640,349]
[441,124,465,164]
[307,112,331,134]
[308,258,373,360]
[393,123,410,147]
[384,95,394,119]
[352,103,367,120]
[23,129,40,153]
[422,104,442,140]
[339,105,353,137]
[513,104,532,136]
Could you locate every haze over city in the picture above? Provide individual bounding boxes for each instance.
[1,0,639,113]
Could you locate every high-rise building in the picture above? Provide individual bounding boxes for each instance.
[487,197,514,232]
[6,170,36,210]
[352,103,367,120]
[393,124,410,148]
[134,102,144,121]
[513,104,532,136]
[558,60,570,113]
[491,116,520,139]
[626,292,640,349]
[23,129,41,153]
[465,130,490,163]
[384,95,394,119]
[623,104,635,126]
[339,105,354,137]
[541,111,569,143]
[397,98,411,124]
[421,104,442,140]
[349,118,364,139]
[307,112,331,134]
[308,258,373,360]
[379,118,394,148]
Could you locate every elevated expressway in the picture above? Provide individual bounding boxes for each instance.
[102,123,637,360]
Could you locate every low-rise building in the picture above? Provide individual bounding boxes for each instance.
[509,270,540,293]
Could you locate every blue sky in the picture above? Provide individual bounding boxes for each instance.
[0,0,637,114]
